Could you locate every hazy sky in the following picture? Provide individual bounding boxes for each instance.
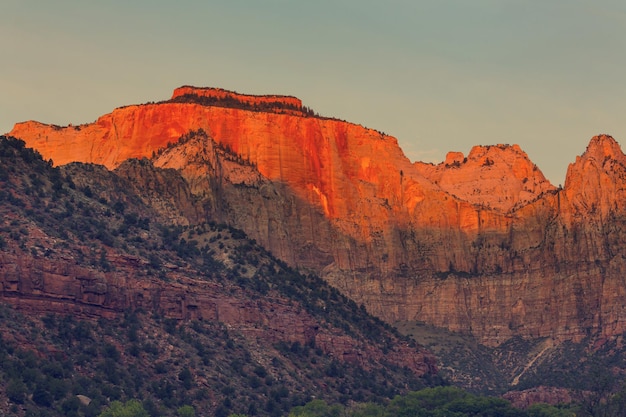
[2,1,626,184]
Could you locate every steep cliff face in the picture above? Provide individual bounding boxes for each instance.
[9,94,463,272]
[8,93,507,273]
[341,135,626,346]
[8,87,626,349]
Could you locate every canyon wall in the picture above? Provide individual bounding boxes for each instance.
[9,87,626,346]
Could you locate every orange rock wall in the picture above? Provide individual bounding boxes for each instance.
[9,89,626,346]
[11,102,481,262]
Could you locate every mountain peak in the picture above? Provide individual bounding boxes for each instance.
[415,143,554,212]
[582,134,623,162]
[563,134,626,219]
[466,143,525,161]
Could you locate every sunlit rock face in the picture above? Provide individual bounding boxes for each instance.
[563,134,626,221]
[414,144,555,212]
[10,88,626,346]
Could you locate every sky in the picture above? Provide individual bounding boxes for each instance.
[2,1,626,185]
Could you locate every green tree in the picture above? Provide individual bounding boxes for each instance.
[177,405,195,417]
[388,386,468,415]
[178,366,193,389]
[6,379,27,404]
[98,399,149,417]
[289,399,343,417]
[32,384,53,407]
[350,403,387,417]
[61,395,83,417]
[527,403,576,417]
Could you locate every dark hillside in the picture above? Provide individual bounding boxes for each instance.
[0,136,437,417]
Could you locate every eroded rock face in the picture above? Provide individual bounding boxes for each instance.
[415,144,555,212]
[563,134,626,221]
[8,88,626,347]
[0,237,435,377]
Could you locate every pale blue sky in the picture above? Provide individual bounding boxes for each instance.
[2,1,626,184]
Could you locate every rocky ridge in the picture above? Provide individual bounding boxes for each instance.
[0,135,438,415]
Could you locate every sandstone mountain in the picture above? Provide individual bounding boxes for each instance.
[8,87,626,390]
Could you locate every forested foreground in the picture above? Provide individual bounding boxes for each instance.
[99,385,626,416]
[288,386,573,417]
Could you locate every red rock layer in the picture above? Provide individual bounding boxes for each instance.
[8,99,514,236]
[0,251,434,376]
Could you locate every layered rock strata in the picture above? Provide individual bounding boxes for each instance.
[0,251,433,375]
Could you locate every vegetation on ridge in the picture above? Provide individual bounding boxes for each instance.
[168,93,319,117]
[0,135,436,416]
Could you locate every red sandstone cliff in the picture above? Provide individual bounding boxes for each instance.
[8,87,626,348]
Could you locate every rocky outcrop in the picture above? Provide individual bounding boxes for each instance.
[503,387,574,409]
[414,144,555,212]
[562,134,626,221]
[350,135,626,345]
[8,88,626,348]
